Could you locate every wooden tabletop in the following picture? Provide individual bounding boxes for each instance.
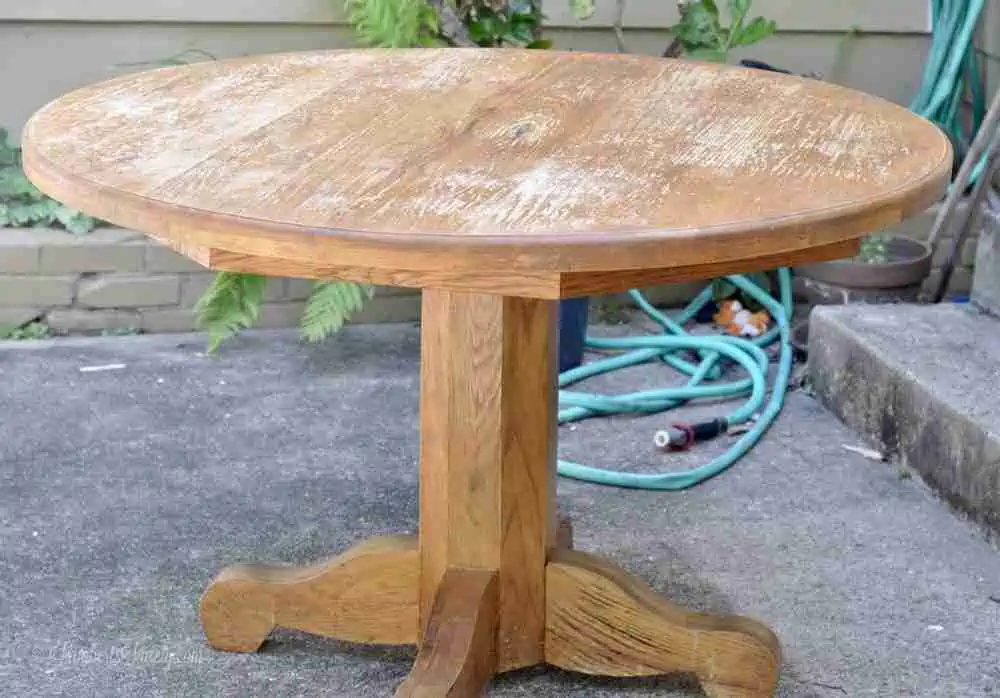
[24,48,951,292]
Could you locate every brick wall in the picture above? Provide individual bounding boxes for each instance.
[893,202,978,298]
[0,228,420,333]
[0,212,979,334]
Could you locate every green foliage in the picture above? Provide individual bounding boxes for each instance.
[669,0,776,62]
[467,0,545,47]
[195,271,375,351]
[194,272,269,353]
[300,281,376,343]
[346,0,443,47]
[858,234,890,264]
[0,129,100,234]
[344,0,557,48]
[568,0,595,21]
[0,322,51,340]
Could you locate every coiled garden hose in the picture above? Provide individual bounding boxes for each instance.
[912,0,987,180]
[556,269,793,490]
[555,2,989,490]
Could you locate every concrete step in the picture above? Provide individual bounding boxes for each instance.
[809,303,1000,535]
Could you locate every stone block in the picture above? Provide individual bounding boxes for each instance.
[973,208,1000,314]
[0,275,75,307]
[180,273,217,308]
[950,267,974,295]
[77,274,179,308]
[145,243,209,273]
[810,303,1000,535]
[0,233,41,273]
[284,278,316,301]
[962,236,978,268]
[40,237,144,274]
[256,302,306,328]
[180,273,283,307]
[349,294,421,324]
[373,284,420,298]
[46,308,141,333]
[0,307,43,327]
[139,308,199,333]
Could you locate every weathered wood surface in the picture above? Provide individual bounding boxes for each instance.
[24,49,951,289]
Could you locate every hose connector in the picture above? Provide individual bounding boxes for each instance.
[654,418,728,451]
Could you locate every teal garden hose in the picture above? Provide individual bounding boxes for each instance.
[911,0,988,180]
[555,0,988,490]
[556,269,793,490]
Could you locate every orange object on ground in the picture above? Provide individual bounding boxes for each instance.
[713,300,771,338]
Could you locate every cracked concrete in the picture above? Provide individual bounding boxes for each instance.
[2,324,999,697]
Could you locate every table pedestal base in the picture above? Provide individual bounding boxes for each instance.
[199,289,779,696]
[200,531,779,697]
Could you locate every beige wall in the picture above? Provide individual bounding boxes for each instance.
[0,0,931,29]
[1,1,938,137]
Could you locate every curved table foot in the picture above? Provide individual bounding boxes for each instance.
[395,568,498,698]
[200,535,419,652]
[545,549,780,697]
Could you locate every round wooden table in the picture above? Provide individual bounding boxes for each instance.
[24,48,951,697]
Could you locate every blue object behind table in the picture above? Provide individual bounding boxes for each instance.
[559,297,590,373]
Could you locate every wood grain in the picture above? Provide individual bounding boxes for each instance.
[546,549,780,696]
[395,568,498,698]
[419,290,557,671]
[199,535,418,652]
[31,47,950,697]
[155,232,859,300]
[556,238,861,298]
[23,49,951,279]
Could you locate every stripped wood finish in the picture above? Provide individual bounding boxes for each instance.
[151,232,860,299]
[395,569,498,698]
[24,49,951,295]
[22,48,955,697]
[418,290,557,671]
[546,549,780,697]
[199,535,418,652]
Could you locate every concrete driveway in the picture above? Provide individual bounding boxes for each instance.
[2,325,999,697]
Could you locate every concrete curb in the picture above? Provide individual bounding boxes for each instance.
[809,303,1000,536]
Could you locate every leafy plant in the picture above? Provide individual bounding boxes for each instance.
[0,129,100,234]
[466,0,548,47]
[857,234,890,264]
[346,0,444,47]
[668,0,776,62]
[300,281,376,342]
[0,322,52,340]
[195,273,270,353]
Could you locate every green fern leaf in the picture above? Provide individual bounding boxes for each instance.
[0,168,44,200]
[194,272,268,353]
[53,205,100,234]
[300,281,374,343]
[346,0,433,47]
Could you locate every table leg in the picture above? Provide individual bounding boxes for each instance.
[200,535,419,652]
[198,288,780,698]
[414,290,558,676]
[545,549,780,697]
